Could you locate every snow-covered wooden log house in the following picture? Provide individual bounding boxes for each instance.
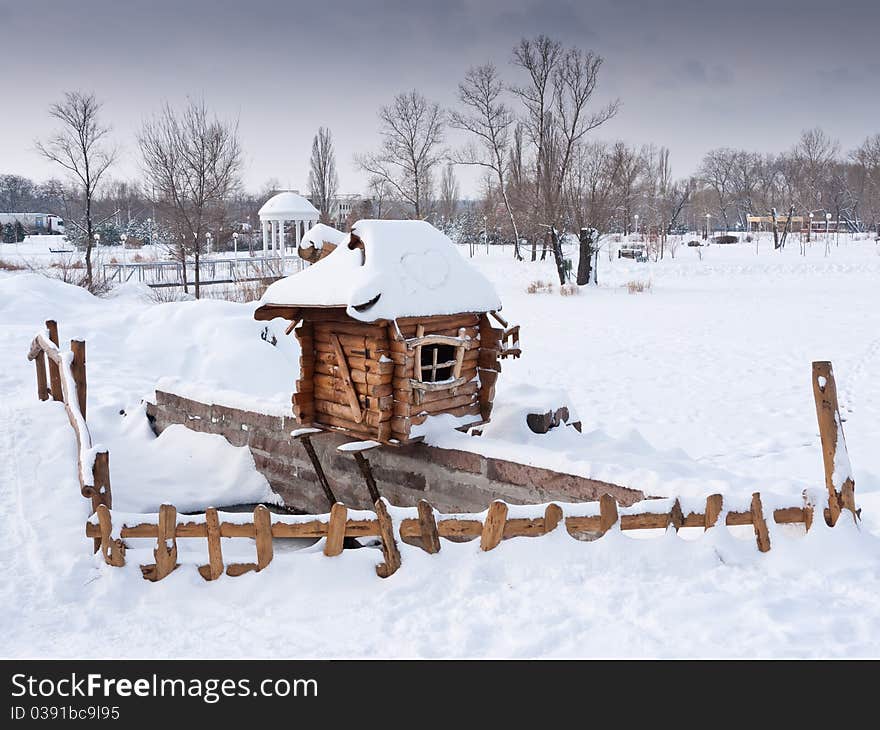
[254,220,514,444]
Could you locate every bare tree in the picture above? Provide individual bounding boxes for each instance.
[699,148,738,231]
[138,99,242,298]
[308,127,338,224]
[356,90,445,218]
[438,163,459,221]
[450,63,522,258]
[36,91,116,289]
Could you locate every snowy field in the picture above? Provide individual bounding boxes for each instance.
[1,234,880,658]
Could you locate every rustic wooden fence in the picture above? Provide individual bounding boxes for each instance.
[27,320,112,518]
[27,319,860,583]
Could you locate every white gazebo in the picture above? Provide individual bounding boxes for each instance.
[258,191,320,261]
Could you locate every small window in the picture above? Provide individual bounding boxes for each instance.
[420,343,457,382]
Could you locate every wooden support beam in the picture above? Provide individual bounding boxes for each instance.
[295,432,338,507]
[324,503,348,557]
[90,451,112,512]
[599,493,619,535]
[141,504,178,581]
[35,349,49,401]
[750,492,771,553]
[95,505,125,567]
[198,507,224,581]
[353,451,382,504]
[417,499,441,554]
[705,494,723,530]
[812,361,855,525]
[330,333,363,423]
[480,501,508,551]
[374,499,401,578]
[45,320,63,402]
[70,339,87,419]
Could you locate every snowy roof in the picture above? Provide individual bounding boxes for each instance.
[259,220,501,322]
[299,222,349,250]
[258,191,320,220]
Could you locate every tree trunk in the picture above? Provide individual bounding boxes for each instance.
[85,192,94,289]
[194,246,201,299]
[549,227,566,285]
[531,237,537,262]
[576,227,596,286]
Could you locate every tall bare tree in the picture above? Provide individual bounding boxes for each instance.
[356,90,445,218]
[36,91,116,289]
[451,63,522,258]
[138,99,242,298]
[438,163,459,221]
[308,127,338,224]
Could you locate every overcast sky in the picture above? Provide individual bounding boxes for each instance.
[1,0,878,196]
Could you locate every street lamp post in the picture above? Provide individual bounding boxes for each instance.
[120,232,128,269]
[634,214,639,239]
[705,213,711,241]
[205,231,213,256]
[808,212,813,243]
[233,231,239,259]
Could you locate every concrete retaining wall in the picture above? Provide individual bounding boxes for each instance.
[146,390,644,513]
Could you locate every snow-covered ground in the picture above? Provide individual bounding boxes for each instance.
[1,234,880,658]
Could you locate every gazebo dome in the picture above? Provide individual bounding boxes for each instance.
[259,191,319,219]
[257,191,321,260]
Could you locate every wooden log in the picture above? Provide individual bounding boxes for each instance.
[90,450,112,512]
[480,501,508,551]
[45,320,63,402]
[69,339,87,419]
[314,399,388,427]
[544,503,564,533]
[353,451,382,503]
[417,499,441,554]
[705,494,723,530]
[141,504,178,581]
[750,492,771,553]
[599,494,619,535]
[412,392,478,415]
[96,505,125,567]
[395,313,479,330]
[374,499,401,578]
[34,349,49,401]
[254,505,274,570]
[330,334,363,423]
[197,508,224,581]
[313,412,382,440]
[324,503,348,557]
[296,433,338,506]
[668,498,684,532]
[812,361,855,525]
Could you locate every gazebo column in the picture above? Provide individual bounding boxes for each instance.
[295,219,302,248]
[278,219,286,254]
[262,220,269,252]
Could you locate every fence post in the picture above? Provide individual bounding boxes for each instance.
[324,503,348,557]
[812,361,856,525]
[705,494,723,530]
[141,504,178,582]
[96,505,125,567]
[198,508,224,581]
[599,493,619,535]
[70,340,87,419]
[480,501,508,551]
[374,499,401,578]
[417,499,441,554]
[34,349,49,401]
[750,492,771,553]
[45,320,63,401]
[90,450,112,512]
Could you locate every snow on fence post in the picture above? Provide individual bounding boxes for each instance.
[812,361,857,525]
[70,339,87,420]
[45,320,63,401]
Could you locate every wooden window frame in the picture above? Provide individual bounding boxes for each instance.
[408,326,468,393]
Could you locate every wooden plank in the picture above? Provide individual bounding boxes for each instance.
[417,499,441,554]
[141,504,178,581]
[331,333,362,424]
[413,324,425,384]
[91,450,112,511]
[812,360,853,525]
[544,503,564,533]
[453,329,467,379]
[599,494,619,535]
[705,494,723,530]
[750,492,771,553]
[395,313,480,329]
[324,503,348,557]
[35,349,49,401]
[96,505,125,567]
[69,339,87,419]
[197,507,224,581]
[374,499,401,578]
[45,320,63,402]
[668,498,684,532]
[254,505,274,570]
[412,392,478,415]
[480,501,508,551]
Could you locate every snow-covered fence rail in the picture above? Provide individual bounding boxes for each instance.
[26,319,112,512]
[85,486,854,583]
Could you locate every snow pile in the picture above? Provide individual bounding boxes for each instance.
[299,222,348,251]
[260,220,501,321]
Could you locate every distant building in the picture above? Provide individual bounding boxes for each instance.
[0,212,65,234]
[306,193,374,228]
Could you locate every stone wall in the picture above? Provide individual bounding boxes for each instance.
[146,390,644,513]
